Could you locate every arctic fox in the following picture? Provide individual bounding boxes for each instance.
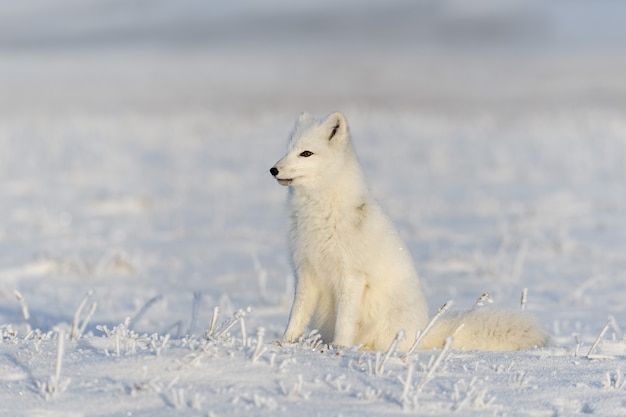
[270,112,549,351]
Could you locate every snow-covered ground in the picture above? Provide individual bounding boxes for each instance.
[1,1,626,416]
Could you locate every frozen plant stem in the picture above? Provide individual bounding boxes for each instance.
[240,316,247,346]
[55,329,65,384]
[520,288,528,311]
[408,301,452,353]
[71,291,91,338]
[401,363,414,401]
[252,327,266,362]
[48,327,66,397]
[209,307,219,335]
[609,316,622,335]
[216,309,251,339]
[587,318,612,358]
[417,336,452,391]
[475,292,492,307]
[189,290,202,336]
[76,302,97,340]
[216,315,239,338]
[377,330,404,376]
[14,290,30,321]
[605,369,625,390]
[129,295,163,330]
[452,323,465,338]
[71,291,97,340]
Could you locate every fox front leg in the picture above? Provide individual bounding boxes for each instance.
[332,277,366,348]
[283,273,319,343]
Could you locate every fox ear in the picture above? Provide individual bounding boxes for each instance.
[324,112,347,141]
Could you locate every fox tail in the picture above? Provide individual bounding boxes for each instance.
[420,308,549,351]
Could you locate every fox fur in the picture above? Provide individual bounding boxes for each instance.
[270,112,549,351]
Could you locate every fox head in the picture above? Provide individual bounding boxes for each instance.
[270,112,354,188]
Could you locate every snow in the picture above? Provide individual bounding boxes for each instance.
[1,1,626,416]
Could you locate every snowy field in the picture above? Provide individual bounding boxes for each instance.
[1,1,626,416]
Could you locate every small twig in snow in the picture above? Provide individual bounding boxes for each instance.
[38,327,69,399]
[587,318,612,358]
[151,333,170,356]
[215,308,253,340]
[573,333,581,357]
[299,330,323,350]
[251,327,267,363]
[604,369,625,390]
[130,295,163,330]
[70,291,91,338]
[215,317,239,339]
[280,374,309,399]
[14,290,30,321]
[240,315,247,346]
[76,302,97,340]
[208,306,219,335]
[408,301,452,353]
[376,330,404,376]
[609,315,622,337]
[188,290,202,336]
[115,329,121,357]
[55,328,65,383]
[475,292,493,308]
[401,363,414,401]
[70,291,97,340]
[417,336,453,391]
[452,323,465,338]
[604,370,617,390]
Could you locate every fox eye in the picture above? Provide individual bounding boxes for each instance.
[299,150,314,157]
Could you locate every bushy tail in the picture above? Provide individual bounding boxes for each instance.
[420,309,550,351]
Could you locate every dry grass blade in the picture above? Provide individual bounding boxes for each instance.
[408,301,452,353]
[587,318,612,358]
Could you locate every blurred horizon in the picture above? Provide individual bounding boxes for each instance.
[1,1,625,118]
[1,0,626,52]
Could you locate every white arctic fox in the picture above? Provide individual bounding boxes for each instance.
[270,112,549,351]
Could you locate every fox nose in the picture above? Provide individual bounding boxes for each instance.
[270,167,279,176]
